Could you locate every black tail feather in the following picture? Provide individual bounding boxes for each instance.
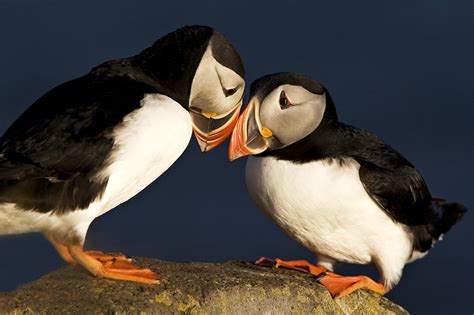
[431,200,467,236]
[410,200,467,253]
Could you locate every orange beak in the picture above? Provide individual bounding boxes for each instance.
[191,103,242,152]
[228,97,270,161]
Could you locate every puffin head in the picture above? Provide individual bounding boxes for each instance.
[136,25,245,152]
[228,72,337,160]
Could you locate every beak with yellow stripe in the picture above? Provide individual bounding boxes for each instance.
[228,96,277,161]
[191,103,242,152]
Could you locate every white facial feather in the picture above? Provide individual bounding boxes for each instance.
[189,44,244,117]
[259,84,326,147]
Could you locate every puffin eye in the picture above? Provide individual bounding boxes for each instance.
[279,91,292,109]
[223,87,238,97]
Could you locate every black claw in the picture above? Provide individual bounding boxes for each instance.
[256,260,277,268]
[314,271,328,282]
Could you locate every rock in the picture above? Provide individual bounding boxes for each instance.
[0,257,408,314]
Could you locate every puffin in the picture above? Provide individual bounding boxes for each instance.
[0,25,244,284]
[228,72,466,297]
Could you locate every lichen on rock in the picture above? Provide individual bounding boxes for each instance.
[0,257,408,314]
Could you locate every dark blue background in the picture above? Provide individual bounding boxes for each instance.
[0,1,472,314]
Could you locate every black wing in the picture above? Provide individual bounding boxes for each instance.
[358,159,433,226]
[0,74,158,213]
[349,128,433,226]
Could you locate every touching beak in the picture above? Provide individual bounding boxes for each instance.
[191,101,242,152]
[228,96,271,161]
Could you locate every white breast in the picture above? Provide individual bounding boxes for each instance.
[97,93,192,215]
[245,156,412,267]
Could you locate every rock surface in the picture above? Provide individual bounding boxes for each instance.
[0,257,408,314]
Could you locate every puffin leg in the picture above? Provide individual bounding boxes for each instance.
[45,234,75,265]
[68,244,159,284]
[255,257,327,275]
[318,273,387,297]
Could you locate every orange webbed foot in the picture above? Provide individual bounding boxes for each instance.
[255,257,387,298]
[46,234,159,285]
[255,257,327,276]
[69,246,159,285]
[319,273,387,298]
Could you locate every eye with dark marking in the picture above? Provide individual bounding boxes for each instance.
[223,87,238,97]
[279,90,292,109]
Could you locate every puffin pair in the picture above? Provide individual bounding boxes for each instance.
[0,26,244,284]
[229,72,467,297]
[1,25,466,297]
